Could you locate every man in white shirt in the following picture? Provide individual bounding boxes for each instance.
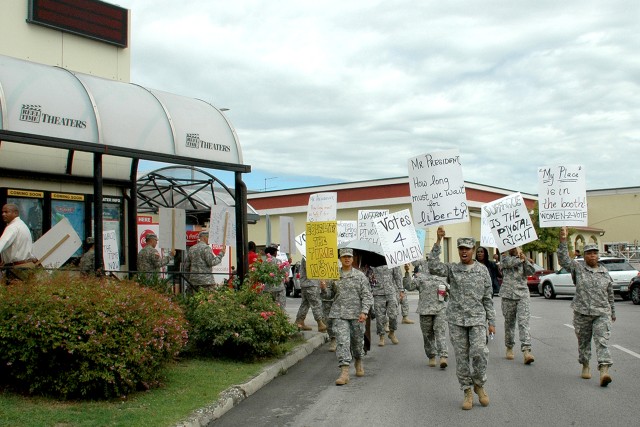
[0,204,35,281]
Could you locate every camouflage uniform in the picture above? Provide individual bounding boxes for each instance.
[322,267,374,367]
[398,284,410,317]
[137,245,172,277]
[558,242,615,368]
[296,257,325,324]
[369,265,402,336]
[429,243,496,391]
[184,242,223,288]
[404,268,449,359]
[79,248,95,275]
[499,254,536,352]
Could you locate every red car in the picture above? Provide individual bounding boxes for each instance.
[527,263,554,295]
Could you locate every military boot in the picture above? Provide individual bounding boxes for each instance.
[296,319,312,331]
[328,337,337,352]
[581,363,591,379]
[599,365,612,387]
[335,366,350,386]
[317,319,328,333]
[462,388,473,410]
[506,347,514,360]
[388,331,399,344]
[523,350,535,365]
[473,384,490,407]
[402,316,415,324]
[355,358,365,377]
[378,334,385,346]
[428,357,436,367]
[439,357,448,369]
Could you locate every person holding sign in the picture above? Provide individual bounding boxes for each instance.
[499,247,536,364]
[137,234,176,279]
[184,231,225,292]
[558,227,615,387]
[320,248,373,386]
[429,226,496,410]
[370,264,403,346]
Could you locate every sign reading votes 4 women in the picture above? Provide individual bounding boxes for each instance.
[408,149,469,228]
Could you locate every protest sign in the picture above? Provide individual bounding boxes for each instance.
[338,220,357,244]
[279,216,296,254]
[357,209,388,245]
[102,229,120,272]
[480,208,497,248]
[159,207,186,251]
[307,192,337,222]
[305,221,339,279]
[32,217,82,269]
[374,209,423,268]
[538,165,588,227]
[408,149,469,227]
[209,205,236,247]
[295,231,307,257]
[483,193,538,252]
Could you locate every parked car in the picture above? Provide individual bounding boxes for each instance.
[526,263,554,294]
[538,257,638,299]
[627,274,640,305]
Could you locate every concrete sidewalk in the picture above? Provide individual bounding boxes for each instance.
[175,304,328,427]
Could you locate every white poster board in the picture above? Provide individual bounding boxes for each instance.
[295,231,307,258]
[408,149,469,227]
[209,206,236,247]
[374,209,423,268]
[159,207,186,251]
[538,165,588,227]
[32,217,82,269]
[279,216,296,254]
[307,192,337,222]
[102,229,120,272]
[357,209,388,245]
[338,220,357,244]
[483,193,538,253]
[480,208,497,248]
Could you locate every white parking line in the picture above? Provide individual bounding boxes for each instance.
[564,324,574,329]
[613,345,640,359]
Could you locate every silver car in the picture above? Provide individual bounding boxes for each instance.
[538,257,638,299]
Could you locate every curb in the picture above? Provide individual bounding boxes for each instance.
[175,332,328,427]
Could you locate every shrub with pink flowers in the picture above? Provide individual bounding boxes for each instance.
[245,254,290,292]
[0,271,188,399]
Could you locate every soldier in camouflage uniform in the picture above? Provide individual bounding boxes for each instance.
[398,279,414,324]
[295,257,328,333]
[184,231,225,291]
[500,247,536,364]
[429,227,496,410]
[369,264,404,346]
[264,246,286,308]
[79,236,96,275]
[320,248,374,386]
[137,233,175,280]
[559,226,615,387]
[404,262,449,368]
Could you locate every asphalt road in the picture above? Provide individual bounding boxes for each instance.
[210,293,639,427]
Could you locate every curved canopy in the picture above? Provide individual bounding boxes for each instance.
[0,54,245,180]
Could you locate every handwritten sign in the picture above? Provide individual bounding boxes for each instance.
[357,209,388,245]
[338,220,357,244]
[408,149,469,227]
[307,192,337,222]
[483,193,538,252]
[480,208,497,248]
[102,229,120,272]
[305,221,339,279]
[209,205,236,247]
[159,207,186,251]
[279,216,296,254]
[295,231,307,257]
[374,209,423,268]
[32,217,82,269]
[538,165,588,227]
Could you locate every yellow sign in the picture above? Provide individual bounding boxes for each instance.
[305,221,339,280]
[8,189,44,198]
[52,193,85,201]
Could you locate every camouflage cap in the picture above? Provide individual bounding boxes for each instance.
[457,237,476,249]
[145,233,158,241]
[339,248,354,257]
[583,244,599,253]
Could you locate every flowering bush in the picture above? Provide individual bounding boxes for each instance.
[183,285,297,360]
[0,272,189,399]
[245,255,290,291]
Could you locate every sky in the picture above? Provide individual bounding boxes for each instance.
[121,0,640,195]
